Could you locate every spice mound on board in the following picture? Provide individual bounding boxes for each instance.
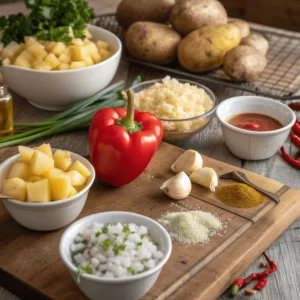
[158,210,223,244]
[216,183,264,208]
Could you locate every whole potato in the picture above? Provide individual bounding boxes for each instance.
[116,0,175,29]
[230,19,250,38]
[224,45,267,82]
[170,0,228,36]
[241,33,269,56]
[125,22,181,65]
[178,24,241,73]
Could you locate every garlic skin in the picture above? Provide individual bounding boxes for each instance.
[171,150,203,174]
[160,171,192,200]
[190,167,218,192]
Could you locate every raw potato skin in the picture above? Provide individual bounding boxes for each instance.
[241,33,269,56]
[170,0,228,36]
[178,24,242,73]
[125,22,181,65]
[224,45,267,82]
[230,19,250,38]
[116,0,175,29]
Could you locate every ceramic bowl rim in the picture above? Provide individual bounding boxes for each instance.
[216,96,296,136]
[132,78,218,122]
[0,24,122,74]
[59,211,172,284]
[1,149,95,207]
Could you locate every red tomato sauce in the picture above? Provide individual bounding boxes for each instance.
[227,113,283,132]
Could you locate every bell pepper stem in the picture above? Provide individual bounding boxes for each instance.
[117,89,142,134]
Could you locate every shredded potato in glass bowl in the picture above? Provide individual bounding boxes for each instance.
[132,77,218,140]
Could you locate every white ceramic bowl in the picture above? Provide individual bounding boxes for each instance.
[0,150,95,231]
[0,24,122,111]
[59,211,172,300]
[216,96,296,160]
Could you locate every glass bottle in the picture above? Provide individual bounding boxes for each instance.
[0,84,14,136]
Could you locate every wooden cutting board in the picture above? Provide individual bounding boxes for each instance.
[0,142,300,300]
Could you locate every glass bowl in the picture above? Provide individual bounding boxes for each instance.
[131,78,218,141]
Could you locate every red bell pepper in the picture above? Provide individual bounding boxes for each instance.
[89,90,163,187]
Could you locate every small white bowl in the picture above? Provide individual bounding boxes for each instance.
[0,24,122,111]
[0,150,95,231]
[216,96,296,160]
[59,211,172,300]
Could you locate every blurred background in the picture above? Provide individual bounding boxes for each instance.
[0,0,299,32]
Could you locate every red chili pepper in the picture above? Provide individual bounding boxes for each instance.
[291,131,300,149]
[230,278,245,297]
[89,89,163,187]
[263,252,278,272]
[288,102,300,111]
[254,277,268,290]
[280,146,300,169]
[293,120,300,136]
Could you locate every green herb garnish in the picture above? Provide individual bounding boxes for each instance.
[77,264,92,283]
[71,249,85,264]
[95,232,101,237]
[127,267,136,275]
[122,226,130,233]
[102,227,108,234]
[102,239,113,251]
[141,234,148,239]
[113,244,126,255]
[137,242,142,246]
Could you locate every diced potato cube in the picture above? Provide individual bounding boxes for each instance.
[72,38,85,46]
[71,45,89,61]
[84,55,94,66]
[30,150,55,175]
[36,143,52,157]
[96,40,110,51]
[27,175,43,182]
[43,168,63,179]
[70,61,86,69]
[53,150,72,171]
[68,160,91,177]
[3,58,11,65]
[44,41,56,52]
[26,42,46,57]
[86,42,98,55]
[58,53,71,64]
[83,38,90,45]
[75,184,86,192]
[18,146,35,163]
[2,178,27,201]
[31,57,43,67]
[27,179,51,203]
[8,162,31,180]
[52,42,66,56]
[91,52,101,64]
[24,36,37,47]
[14,50,33,68]
[99,48,112,61]
[44,53,60,69]
[58,63,70,70]
[49,173,71,200]
[2,41,22,59]
[33,61,52,71]
[66,170,87,186]
[83,29,92,39]
[68,186,78,198]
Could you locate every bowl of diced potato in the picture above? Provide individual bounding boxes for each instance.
[0,144,95,231]
[0,24,122,111]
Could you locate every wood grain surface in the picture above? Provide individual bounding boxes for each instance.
[0,1,300,300]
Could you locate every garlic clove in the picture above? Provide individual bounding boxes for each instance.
[160,171,192,200]
[190,167,218,192]
[171,150,203,174]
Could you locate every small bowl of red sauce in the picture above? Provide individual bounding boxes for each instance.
[216,96,296,160]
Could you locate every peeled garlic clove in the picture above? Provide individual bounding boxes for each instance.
[171,150,203,174]
[190,167,218,192]
[160,171,192,200]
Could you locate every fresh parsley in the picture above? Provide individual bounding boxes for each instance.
[102,227,108,234]
[113,244,126,255]
[77,264,92,283]
[95,231,101,237]
[102,239,113,251]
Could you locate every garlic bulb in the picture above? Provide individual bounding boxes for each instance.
[190,167,218,192]
[171,150,203,174]
[160,171,192,200]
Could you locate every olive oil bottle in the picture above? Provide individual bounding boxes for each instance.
[0,85,13,136]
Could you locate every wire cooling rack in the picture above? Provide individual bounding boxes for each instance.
[92,14,300,100]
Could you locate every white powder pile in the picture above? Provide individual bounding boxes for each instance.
[158,210,223,244]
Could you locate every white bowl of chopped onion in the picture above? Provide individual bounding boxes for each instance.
[59,211,172,300]
[0,24,122,111]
